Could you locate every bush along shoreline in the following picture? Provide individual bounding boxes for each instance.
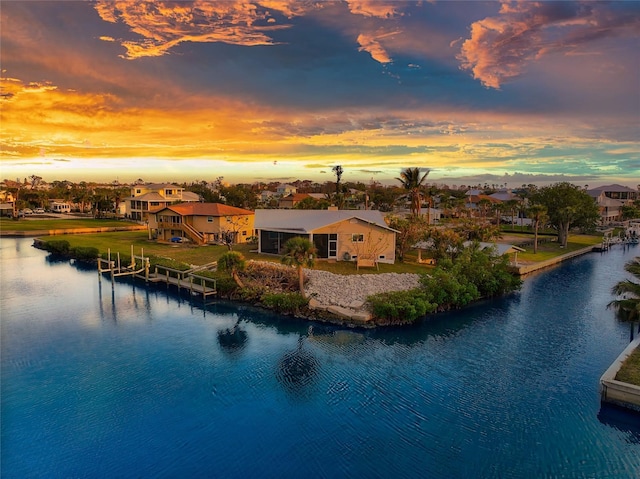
[33,238,522,328]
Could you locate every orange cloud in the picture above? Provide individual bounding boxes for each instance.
[94,0,311,59]
[346,0,401,18]
[458,1,639,89]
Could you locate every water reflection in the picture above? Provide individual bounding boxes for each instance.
[276,335,320,397]
[217,319,249,356]
[598,404,640,444]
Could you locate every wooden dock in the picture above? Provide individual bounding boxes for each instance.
[98,246,217,299]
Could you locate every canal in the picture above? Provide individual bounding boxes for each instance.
[1,238,639,478]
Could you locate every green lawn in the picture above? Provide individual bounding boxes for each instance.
[615,346,640,387]
[16,219,603,274]
[515,234,603,262]
[35,230,432,274]
[0,218,135,231]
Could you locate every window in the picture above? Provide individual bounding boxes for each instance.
[352,234,364,243]
[242,231,247,236]
[207,216,213,223]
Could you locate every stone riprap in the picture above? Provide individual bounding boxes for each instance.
[304,269,421,312]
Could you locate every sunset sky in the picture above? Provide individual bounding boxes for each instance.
[1,1,639,187]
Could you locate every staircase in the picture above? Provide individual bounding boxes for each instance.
[181,222,205,245]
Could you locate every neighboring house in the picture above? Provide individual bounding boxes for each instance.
[0,190,15,217]
[150,203,255,245]
[124,183,200,221]
[587,185,638,224]
[489,189,519,202]
[254,209,397,264]
[276,184,297,196]
[587,184,638,205]
[278,193,313,209]
[49,200,71,213]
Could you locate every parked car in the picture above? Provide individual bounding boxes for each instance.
[171,237,184,243]
[34,208,45,214]
[20,208,33,215]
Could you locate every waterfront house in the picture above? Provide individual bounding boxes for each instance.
[254,209,397,264]
[587,184,638,224]
[124,183,200,222]
[151,203,255,245]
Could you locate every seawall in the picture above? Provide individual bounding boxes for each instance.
[600,337,640,413]
[0,225,147,237]
[508,245,598,276]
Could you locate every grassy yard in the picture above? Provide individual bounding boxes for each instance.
[615,346,640,387]
[0,218,135,231]
[16,218,603,274]
[36,230,431,274]
[515,234,603,262]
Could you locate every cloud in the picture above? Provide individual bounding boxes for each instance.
[346,0,402,19]
[457,1,640,89]
[93,1,314,59]
[357,32,395,63]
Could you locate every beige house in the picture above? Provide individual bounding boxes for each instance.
[254,209,397,264]
[151,203,255,245]
[124,183,200,221]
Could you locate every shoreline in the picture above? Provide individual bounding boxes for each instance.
[27,234,611,328]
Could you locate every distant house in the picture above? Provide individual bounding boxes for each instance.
[124,183,200,221]
[587,184,638,205]
[278,193,313,209]
[49,200,71,213]
[587,184,638,224]
[276,184,297,196]
[254,209,397,264]
[150,203,254,245]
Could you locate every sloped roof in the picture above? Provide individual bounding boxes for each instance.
[280,193,312,201]
[159,203,254,217]
[588,184,636,193]
[254,209,396,233]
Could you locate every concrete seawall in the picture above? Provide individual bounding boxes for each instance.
[600,337,640,413]
[0,225,147,237]
[508,245,598,276]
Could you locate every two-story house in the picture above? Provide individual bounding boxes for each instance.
[124,183,200,221]
[150,203,255,245]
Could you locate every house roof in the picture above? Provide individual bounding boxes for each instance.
[254,209,396,233]
[280,193,312,202]
[588,184,636,193]
[159,202,254,217]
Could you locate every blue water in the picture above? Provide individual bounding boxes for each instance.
[1,238,639,478]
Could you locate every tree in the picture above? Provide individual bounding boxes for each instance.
[396,167,430,217]
[527,204,548,254]
[386,214,427,262]
[219,215,250,250]
[217,251,247,288]
[332,165,344,209]
[608,258,640,340]
[281,237,316,297]
[530,182,599,247]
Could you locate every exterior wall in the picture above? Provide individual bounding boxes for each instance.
[190,214,255,243]
[313,219,395,263]
[153,212,255,244]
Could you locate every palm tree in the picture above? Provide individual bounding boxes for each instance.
[608,258,640,340]
[217,251,246,288]
[527,204,548,254]
[396,167,430,217]
[281,237,316,297]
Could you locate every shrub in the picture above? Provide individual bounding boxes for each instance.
[150,257,191,271]
[261,292,308,314]
[367,289,436,324]
[70,246,99,261]
[44,240,70,254]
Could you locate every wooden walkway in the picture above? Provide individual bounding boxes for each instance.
[98,246,217,299]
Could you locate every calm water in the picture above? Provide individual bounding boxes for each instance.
[1,238,639,478]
